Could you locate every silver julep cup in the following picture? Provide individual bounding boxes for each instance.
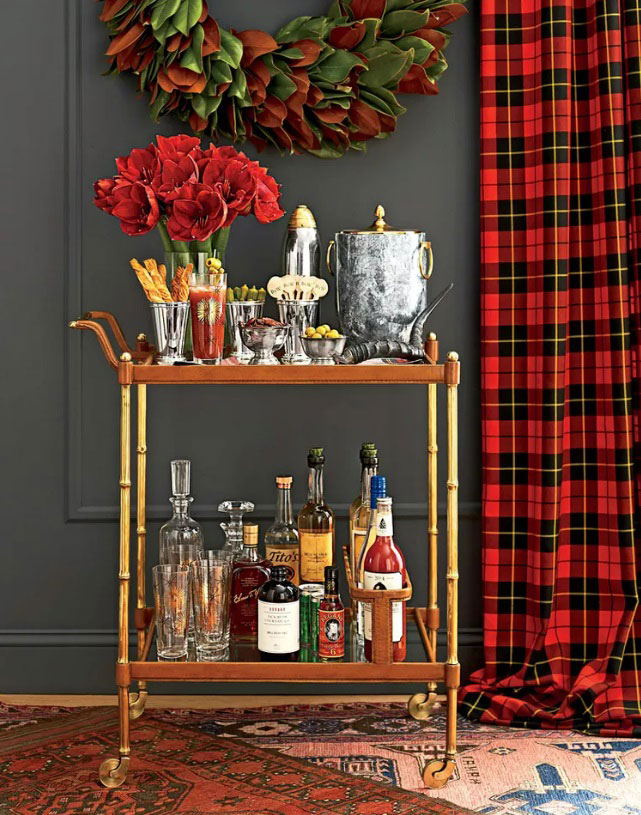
[226,301,264,363]
[277,300,319,365]
[150,302,190,365]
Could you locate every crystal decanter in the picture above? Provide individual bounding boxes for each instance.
[219,500,255,555]
[159,460,204,565]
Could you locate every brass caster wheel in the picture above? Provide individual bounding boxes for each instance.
[128,690,148,720]
[408,691,438,721]
[99,755,130,788]
[423,758,455,789]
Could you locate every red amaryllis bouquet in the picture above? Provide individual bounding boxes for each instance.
[93,134,284,258]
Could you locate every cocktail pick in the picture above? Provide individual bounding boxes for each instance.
[299,278,315,300]
[312,278,329,298]
[267,276,284,300]
[282,276,297,301]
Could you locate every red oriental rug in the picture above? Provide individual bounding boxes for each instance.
[0,702,468,815]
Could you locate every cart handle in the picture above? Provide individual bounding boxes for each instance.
[83,311,132,355]
[69,319,119,370]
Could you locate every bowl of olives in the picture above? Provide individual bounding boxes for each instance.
[300,325,347,365]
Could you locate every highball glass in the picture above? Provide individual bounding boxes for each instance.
[153,564,190,660]
[189,272,227,365]
[191,556,232,661]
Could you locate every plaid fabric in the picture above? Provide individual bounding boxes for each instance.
[459,0,641,734]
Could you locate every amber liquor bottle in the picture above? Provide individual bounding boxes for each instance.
[265,476,300,584]
[258,565,300,661]
[298,448,335,584]
[230,524,271,641]
[319,566,345,661]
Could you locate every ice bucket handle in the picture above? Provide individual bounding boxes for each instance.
[326,239,336,276]
[419,241,433,280]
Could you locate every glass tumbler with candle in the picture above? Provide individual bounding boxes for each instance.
[189,271,227,364]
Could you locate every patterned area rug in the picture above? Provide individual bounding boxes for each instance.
[0,702,468,815]
[3,701,641,815]
[156,701,641,815]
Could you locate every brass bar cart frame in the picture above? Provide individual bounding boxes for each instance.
[69,315,460,791]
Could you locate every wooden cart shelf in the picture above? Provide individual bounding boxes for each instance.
[70,310,460,792]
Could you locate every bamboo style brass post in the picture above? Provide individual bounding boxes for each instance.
[408,332,439,721]
[129,380,148,720]
[99,353,132,788]
[423,351,459,789]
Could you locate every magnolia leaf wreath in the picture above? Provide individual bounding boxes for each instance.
[99,0,467,158]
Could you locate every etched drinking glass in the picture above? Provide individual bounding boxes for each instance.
[191,555,232,661]
[153,564,190,660]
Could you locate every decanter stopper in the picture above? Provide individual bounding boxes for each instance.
[171,459,191,497]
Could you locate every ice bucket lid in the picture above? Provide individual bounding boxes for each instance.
[338,204,424,236]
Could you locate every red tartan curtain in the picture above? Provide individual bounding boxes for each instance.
[459,0,641,734]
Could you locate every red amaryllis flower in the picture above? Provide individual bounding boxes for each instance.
[167,183,228,241]
[115,145,158,185]
[201,158,257,224]
[93,177,118,214]
[111,182,160,235]
[155,134,200,161]
[154,154,199,200]
[252,164,285,224]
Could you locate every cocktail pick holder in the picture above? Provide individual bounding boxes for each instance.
[277,300,319,365]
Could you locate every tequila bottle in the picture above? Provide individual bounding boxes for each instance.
[265,476,300,584]
[159,460,204,565]
[298,448,335,584]
[350,447,378,576]
[230,523,271,641]
[348,444,376,549]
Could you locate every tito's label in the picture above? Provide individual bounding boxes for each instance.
[319,608,345,659]
[266,545,300,585]
[299,531,333,582]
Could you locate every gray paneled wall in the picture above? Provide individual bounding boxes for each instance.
[0,0,480,692]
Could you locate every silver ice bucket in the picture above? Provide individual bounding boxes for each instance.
[150,302,190,364]
[327,205,433,344]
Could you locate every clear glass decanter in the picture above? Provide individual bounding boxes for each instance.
[219,500,255,555]
[159,460,204,565]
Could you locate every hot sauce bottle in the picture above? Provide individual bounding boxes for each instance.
[230,524,271,641]
[363,496,407,663]
[298,448,335,584]
[319,566,345,661]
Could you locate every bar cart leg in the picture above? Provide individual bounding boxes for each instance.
[99,362,132,788]
[423,352,459,789]
[129,382,148,720]
[408,334,439,722]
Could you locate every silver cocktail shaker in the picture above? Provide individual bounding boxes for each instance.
[282,205,321,278]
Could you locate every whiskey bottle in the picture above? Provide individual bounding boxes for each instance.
[265,476,300,584]
[318,566,345,660]
[350,447,378,576]
[230,524,271,641]
[258,565,300,661]
[159,459,204,565]
[298,448,335,584]
[355,474,387,644]
[363,496,407,663]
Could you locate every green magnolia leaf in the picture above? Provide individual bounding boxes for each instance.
[149,89,170,120]
[179,46,201,73]
[276,16,331,43]
[218,28,243,69]
[277,47,305,59]
[425,53,448,80]
[395,34,434,64]
[151,0,181,30]
[359,44,412,87]
[308,142,346,159]
[172,0,202,36]
[228,69,249,103]
[268,70,298,101]
[312,50,364,83]
[380,9,429,36]
[359,86,406,116]
[191,94,207,118]
[208,59,233,85]
[359,18,381,51]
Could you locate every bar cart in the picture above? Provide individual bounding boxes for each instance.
[69,311,461,790]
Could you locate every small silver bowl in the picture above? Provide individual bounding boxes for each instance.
[241,324,289,365]
[300,335,347,365]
